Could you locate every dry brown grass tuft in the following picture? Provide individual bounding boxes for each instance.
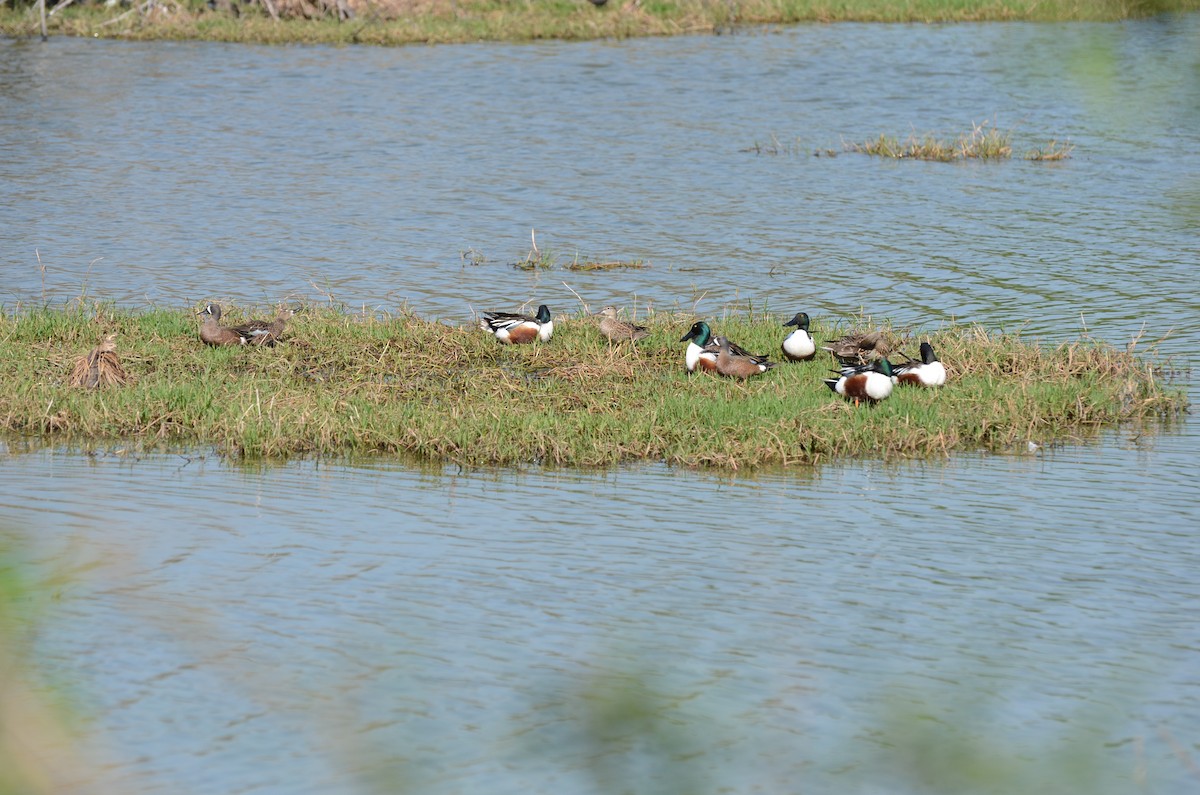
[67,334,131,388]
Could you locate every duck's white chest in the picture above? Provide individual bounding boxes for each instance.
[782,330,815,359]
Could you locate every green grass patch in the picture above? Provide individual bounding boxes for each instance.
[0,303,1185,468]
[752,125,1075,162]
[3,0,1199,46]
[845,121,1018,162]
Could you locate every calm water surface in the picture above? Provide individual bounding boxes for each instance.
[1,16,1198,795]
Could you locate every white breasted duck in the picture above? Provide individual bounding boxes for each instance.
[780,312,816,362]
[478,304,554,344]
[680,321,767,375]
[824,358,895,405]
[891,342,947,387]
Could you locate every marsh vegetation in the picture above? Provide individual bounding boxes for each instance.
[0,303,1183,468]
[843,122,1077,162]
[2,0,1197,45]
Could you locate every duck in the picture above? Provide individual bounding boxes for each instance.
[891,341,946,387]
[197,303,254,346]
[824,358,895,405]
[714,335,775,379]
[69,333,131,388]
[596,306,648,343]
[233,305,296,346]
[780,312,816,362]
[680,321,768,374]
[478,304,554,344]
[820,329,889,363]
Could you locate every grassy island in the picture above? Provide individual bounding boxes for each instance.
[2,0,1199,47]
[0,304,1185,468]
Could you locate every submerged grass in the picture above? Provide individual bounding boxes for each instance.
[3,0,1199,46]
[0,303,1185,468]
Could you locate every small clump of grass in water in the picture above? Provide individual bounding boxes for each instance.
[846,121,1016,162]
[1026,139,1075,161]
[741,134,807,156]
[512,250,558,271]
[0,302,1185,468]
[564,258,648,272]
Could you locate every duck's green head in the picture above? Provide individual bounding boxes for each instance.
[920,342,937,364]
[876,358,894,378]
[535,305,551,324]
[783,312,810,331]
[681,321,711,346]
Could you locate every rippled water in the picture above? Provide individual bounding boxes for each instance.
[1,16,1198,795]
[2,22,1198,336]
[3,431,1198,794]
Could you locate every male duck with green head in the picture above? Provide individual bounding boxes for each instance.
[680,321,771,375]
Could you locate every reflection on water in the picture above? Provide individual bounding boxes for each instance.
[2,426,1198,793]
[1,15,1199,795]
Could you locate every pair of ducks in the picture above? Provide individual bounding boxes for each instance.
[681,313,825,378]
[477,304,649,345]
[197,303,296,347]
[70,303,297,389]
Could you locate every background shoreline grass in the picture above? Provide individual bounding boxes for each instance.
[0,303,1186,469]
[2,0,1199,47]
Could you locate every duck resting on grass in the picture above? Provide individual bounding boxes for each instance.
[478,304,553,344]
[236,305,296,346]
[891,342,947,387]
[781,311,816,362]
[680,321,770,375]
[596,306,648,343]
[824,358,895,405]
[714,335,776,379]
[821,329,889,363]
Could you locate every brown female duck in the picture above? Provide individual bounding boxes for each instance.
[596,306,649,343]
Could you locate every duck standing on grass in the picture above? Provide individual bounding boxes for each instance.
[69,333,130,388]
[596,306,648,343]
[478,304,554,344]
[680,321,766,374]
[781,312,816,361]
[824,358,895,405]
[714,336,775,379]
[891,342,947,387]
